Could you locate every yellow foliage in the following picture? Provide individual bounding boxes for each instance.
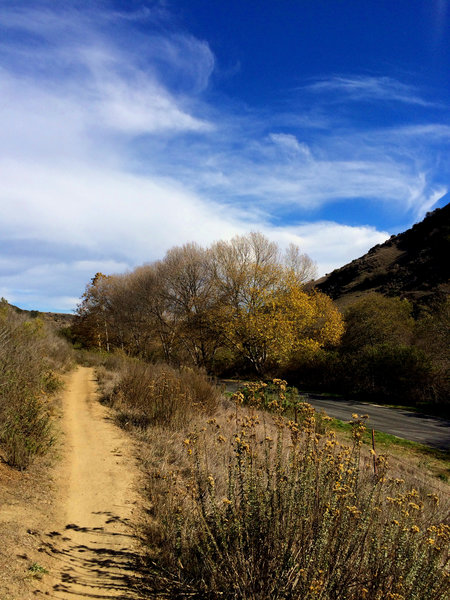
[218,267,343,373]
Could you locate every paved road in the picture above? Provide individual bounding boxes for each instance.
[304,395,450,451]
[221,380,450,451]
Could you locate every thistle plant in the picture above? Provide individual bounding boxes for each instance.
[143,397,449,600]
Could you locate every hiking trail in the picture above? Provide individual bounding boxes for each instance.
[42,366,142,599]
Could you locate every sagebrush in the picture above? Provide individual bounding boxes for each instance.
[0,302,72,468]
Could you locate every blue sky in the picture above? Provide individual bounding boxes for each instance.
[0,0,449,312]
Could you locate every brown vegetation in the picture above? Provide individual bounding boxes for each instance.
[101,359,220,430]
[315,203,450,310]
[95,359,449,600]
[0,299,72,469]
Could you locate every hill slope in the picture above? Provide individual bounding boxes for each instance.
[315,203,450,310]
[1,299,74,329]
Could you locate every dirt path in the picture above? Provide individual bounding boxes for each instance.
[41,366,142,599]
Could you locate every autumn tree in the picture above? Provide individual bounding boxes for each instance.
[283,242,318,284]
[74,232,341,377]
[155,243,221,369]
[125,265,172,360]
[211,234,342,374]
[75,273,114,350]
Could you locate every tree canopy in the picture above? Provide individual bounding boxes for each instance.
[74,233,342,375]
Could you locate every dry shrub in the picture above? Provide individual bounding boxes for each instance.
[139,401,449,600]
[76,348,128,370]
[1,396,55,469]
[109,361,220,430]
[0,303,72,469]
[98,359,449,599]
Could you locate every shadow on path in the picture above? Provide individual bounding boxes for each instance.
[41,512,143,599]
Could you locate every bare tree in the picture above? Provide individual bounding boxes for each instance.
[283,243,318,284]
[156,243,221,369]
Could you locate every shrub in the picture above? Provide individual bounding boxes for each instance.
[108,362,220,430]
[142,408,450,600]
[1,396,54,470]
[343,344,434,404]
[0,304,71,468]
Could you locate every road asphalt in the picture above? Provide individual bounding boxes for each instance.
[221,381,450,451]
[303,395,450,451]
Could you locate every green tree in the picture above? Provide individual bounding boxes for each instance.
[342,293,414,352]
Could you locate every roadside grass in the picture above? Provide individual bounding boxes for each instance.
[95,361,450,599]
[328,418,450,483]
[226,379,450,484]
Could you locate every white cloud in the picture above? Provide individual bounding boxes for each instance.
[306,75,436,107]
[0,4,213,140]
[386,124,450,140]
[269,133,311,157]
[414,187,448,219]
[96,77,212,134]
[189,151,437,215]
[264,223,389,277]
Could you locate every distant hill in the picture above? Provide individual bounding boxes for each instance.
[314,203,450,311]
[3,300,74,329]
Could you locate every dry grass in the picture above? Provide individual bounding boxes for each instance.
[103,360,220,430]
[141,411,449,599]
[95,363,449,599]
[0,304,73,469]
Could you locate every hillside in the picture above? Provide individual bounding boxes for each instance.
[314,203,450,310]
[2,300,74,329]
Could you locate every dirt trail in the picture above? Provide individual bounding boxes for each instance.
[42,366,142,599]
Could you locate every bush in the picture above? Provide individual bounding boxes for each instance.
[142,410,450,600]
[108,362,220,430]
[0,304,72,469]
[342,344,433,404]
[1,396,54,469]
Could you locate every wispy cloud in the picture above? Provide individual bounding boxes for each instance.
[305,75,437,107]
[0,3,214,136]
[385,123,450,139]
[268,133,311,157]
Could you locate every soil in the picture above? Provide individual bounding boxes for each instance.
[0,366,143,599]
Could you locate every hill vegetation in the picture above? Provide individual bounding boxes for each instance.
[3,299,74,329]
[301,206,450,411]
[315,203,450,311]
